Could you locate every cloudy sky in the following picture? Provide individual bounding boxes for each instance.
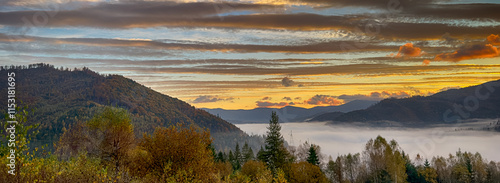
[1,0,499,109]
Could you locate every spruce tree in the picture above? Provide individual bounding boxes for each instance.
[242,142,254,162]
[229,150,234,163]
[257,146,266,162]
[234,142,242,169]
[263,111,291,173]
[307,145,320,166]
[216,151,226,162]
[424,159,431,168]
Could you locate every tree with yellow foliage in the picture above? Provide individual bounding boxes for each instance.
[138,124,218,182]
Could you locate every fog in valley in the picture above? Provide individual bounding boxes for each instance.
[236,120,500,162]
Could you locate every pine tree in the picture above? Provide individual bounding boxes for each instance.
[216,151,226,162]
[242,141,254,162]
[263,111,292,173]
[307,145,320,166]
[229,150,234,163]
[257,146,266,162]
[234,142,242,169]
[424,159,431,168]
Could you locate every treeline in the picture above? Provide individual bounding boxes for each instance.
[1,108,499,182]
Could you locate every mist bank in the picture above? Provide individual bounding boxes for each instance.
[235,120,500,162]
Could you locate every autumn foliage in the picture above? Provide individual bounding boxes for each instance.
[1,106,500,183]
[136,125,217,182]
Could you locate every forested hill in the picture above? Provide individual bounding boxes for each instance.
[311,79,500,125]
[0,63,246,150]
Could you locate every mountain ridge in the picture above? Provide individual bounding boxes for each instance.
[203,100,379,123]
[310,79,500,125]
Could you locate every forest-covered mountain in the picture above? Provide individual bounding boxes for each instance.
[203,100,378,124]
[310,79,500,125]
[0,63,255,151]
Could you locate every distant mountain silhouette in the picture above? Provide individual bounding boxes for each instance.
[310,79,500,125]
[203,100,378,123]
[0,63,251,151]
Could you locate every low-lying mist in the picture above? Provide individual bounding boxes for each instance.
[236,120,500,162]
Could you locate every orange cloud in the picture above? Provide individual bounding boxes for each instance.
[422,59,431,66]
[487,34,500,46]
[396,43,422,58]
[424,34,500,65]
[434,44,499,62]
[305,95,344,106]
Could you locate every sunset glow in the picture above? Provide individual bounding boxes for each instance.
[1,0,499,109]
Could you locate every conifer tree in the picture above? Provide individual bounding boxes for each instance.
[263,111,291,173]
[228,150,234,163]
[242,142,254,162]
[216,151,226,162]
[424,159,431,168]
[307,145,320,166]
[257,146,266,162]
[234,142,242,169]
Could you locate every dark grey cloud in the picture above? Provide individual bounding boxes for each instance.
[102,63,500,76]
[0,33,396,54]
[0,1,285,28]
[255,101,290,108]
[377,22,500,40]
[261,97,272,100]
[281,77,295,87]
[337,91,411,103]
[293,0,500,21]
[0,1,498,41]
[403,3,500,20]
[191,95,234,103]
[1,3,498,41]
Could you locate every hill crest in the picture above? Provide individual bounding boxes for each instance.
[0,63,248,150]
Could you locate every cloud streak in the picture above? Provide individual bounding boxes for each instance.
[424,34,500,64]
[434,44,499,62]
[0,33,395,54]
[256,101,291,108]
[2,1,499,40]
[337,91,411,103]
[191,95,234,103]
[102,63,500,76]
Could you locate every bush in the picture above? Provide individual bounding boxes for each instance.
[240,160,272,183]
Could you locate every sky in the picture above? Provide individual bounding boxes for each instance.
[0,0,500,109]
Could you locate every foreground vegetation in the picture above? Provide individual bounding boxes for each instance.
[1,107,499,182]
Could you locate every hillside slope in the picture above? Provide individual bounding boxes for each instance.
[0,63,249,150]
[311,79,500,125]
